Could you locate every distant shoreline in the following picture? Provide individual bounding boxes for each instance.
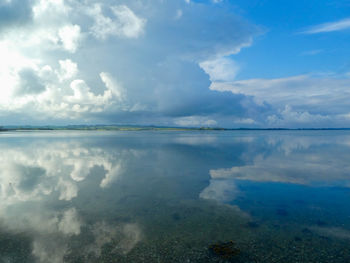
[1,126,350,132]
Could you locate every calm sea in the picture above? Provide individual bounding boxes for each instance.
[0,130,349,262]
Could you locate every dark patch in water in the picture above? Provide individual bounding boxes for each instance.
[294,236,302,242]
[276,208,288,216]
[172,213,181,221]
[246,221,260,229]
[318,235,331,242]
[316,220,328,226]
[302,228,312,234]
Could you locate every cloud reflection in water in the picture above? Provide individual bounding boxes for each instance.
[1,131,350,262]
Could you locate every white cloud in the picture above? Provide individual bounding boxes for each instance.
[28,0,82,52]
[174,116,217,127]
[234,118,256,124]
[90,222,142,256]
[0,58,129,120]
[211,75,309,104]
[174,135,217,146]
[200,57,239,82]
[119,223,143,254]
[211,75,350,126]
[209,134,350,186]
[88,4,146,40]
[200,179,238,202]
[0,138,147,262]
[111,5,146,38]
[58,24,81,53]
[56,178,78,201]
[0,1,149,122]
[302,17,350,34]
[33,0,71,20]
[100,161,123,188]
[100,72,125,102]
[0,0,260,125]
[267,105,330,126]
[58,208,82,235]
[0,140,133,205]
[32,237,69,263]
[56,59,78,82]
[301,49,323,56]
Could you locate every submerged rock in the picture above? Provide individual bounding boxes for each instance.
[208,240,241,260]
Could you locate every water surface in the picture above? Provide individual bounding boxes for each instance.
[0,130,350,262]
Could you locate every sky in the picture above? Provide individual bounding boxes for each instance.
[1,0,350,128]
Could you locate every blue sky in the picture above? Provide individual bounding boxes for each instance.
[0,0,350,127]
[233,0,350,79]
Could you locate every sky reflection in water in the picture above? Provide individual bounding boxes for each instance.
[0,131,350,262]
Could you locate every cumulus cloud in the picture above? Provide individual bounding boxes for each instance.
[200,57,239,82]
[211,75,350,127]
[100,160,123,188]
[0,1,119,119]
[87,4,146,40]
[58,24,81,52]
[0,139,136,206]
[87,221,142,257]
[174,116,217,127]
[58,208,82,236]
[267,105,330,126]
[209,133,350,186]
[0,60,129,120]
[0,0,262,126]
[56,59,78,82]
[200,179,239,203]
[0,137,145,262]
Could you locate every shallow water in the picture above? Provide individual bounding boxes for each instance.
[0,130,350,262]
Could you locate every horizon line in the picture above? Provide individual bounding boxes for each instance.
[2,125,350,131]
